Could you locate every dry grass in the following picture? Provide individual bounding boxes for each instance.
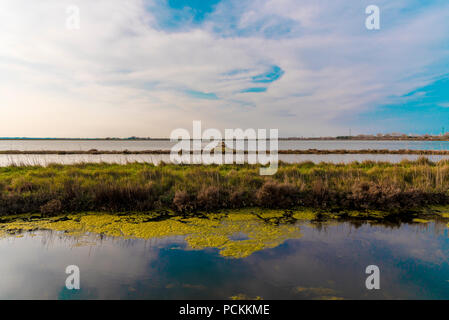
[0,158,448,215]
[2,148,449,155]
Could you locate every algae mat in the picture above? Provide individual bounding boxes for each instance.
[0,210,313,258]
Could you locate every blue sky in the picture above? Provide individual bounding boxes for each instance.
[1,0,449,137]
[357,76,449,135]
[148,0,221,30]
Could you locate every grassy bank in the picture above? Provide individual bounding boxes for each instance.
[1,158,449,216]
[3,148,449,155]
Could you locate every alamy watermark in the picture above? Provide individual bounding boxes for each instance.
[64,5,379,32]
[66,5,80,30]
[65,265,80,290]
[170,121,278,175]
[365,265,380,290]
[366,5,380,30]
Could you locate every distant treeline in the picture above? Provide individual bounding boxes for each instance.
[1,135,449,141]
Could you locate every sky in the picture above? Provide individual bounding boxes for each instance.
[1,0,449,138]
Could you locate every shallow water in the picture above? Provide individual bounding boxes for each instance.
[1,153,449,167]
[2,139,449,151]
[0,220,448,300]
[2,140,449,166]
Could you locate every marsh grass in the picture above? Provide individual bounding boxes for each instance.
[3,149,449,155]
[1,158,449,216]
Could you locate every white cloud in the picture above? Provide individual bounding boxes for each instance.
[0,0,448,137]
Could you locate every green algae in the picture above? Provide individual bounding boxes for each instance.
[0,210,303,259]
[1,206,448,258]
[423,206,449,218]
[413,218,430,224]
[230,294,263,300]
[344,210,390,219]
[292,210,317,220]
[315,296,344,300]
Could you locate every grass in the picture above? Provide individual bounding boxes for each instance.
[1,158,449,216]
[3,148,449,155]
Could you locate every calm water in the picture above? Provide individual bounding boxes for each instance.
[2,140,449,151]
[1,140,449,166]
[0,221,448,300]
[2,153,449,167]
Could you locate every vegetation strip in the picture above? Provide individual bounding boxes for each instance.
[2,149,449,155]
[2,158,449,216]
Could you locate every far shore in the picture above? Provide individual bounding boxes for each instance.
[1,136,449,141]
[1,149,449,155]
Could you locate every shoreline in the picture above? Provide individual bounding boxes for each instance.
[1,208,448,247]
[1,137,449,141]
[2,149,449,155]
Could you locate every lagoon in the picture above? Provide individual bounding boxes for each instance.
[3,139,449,152]
[0,214,448,300]
[2,153,449,166]
[3,140,449,166]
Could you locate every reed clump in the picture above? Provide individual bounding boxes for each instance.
[3,148,449,155]
[0,158,449,216]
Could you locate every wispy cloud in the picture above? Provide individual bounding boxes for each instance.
[252,65,284,84]
[185,89,219,100]
[241,87,267,93]
[0,0,448,137]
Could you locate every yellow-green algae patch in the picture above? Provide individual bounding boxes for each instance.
[314,296,344,300]
[292,210,317,220]
[230,294,263,300]
[0,210,304,259]
[413,218,430,224]
[424,206,449,218]
[343,210,391,219]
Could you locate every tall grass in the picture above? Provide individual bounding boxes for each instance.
[0,158,449,216]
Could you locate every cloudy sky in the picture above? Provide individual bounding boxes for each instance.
[1,0,449,138]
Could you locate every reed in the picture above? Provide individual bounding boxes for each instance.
[0,158,449,216]
[2,148,449,155]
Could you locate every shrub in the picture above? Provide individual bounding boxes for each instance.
[93,182,157,211]
[197,186,225,211]
[256,180,300,208]
[173,190,195,212]
[229,190,254,208]
[40,199,62,216]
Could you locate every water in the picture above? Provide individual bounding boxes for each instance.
[0,220,448,300]
[2,140,449,151]
[1,153,449,167]
[0,140,177,151]
[1,140,449,166]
